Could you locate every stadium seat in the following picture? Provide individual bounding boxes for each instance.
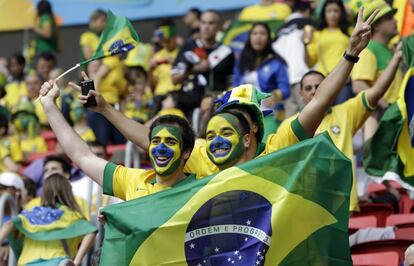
[349,216,377,234]
[41,130,57,151]
[352,203,394,227]
[386,213,414,228]
[352,251,399,266]
[367,182,387,194]
[351,239,413,264]
[400,192,414,214]
[106,144,126,158]
[395,227,414,240]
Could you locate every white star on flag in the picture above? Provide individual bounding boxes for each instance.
[190,243,195,249]
[244,237,248,242]
[257,251,261,256]
[238,255,242,260]
[214,247,220,253]
[234,250,239,255]
[246,220,251,225]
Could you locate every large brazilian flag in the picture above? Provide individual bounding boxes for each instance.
[101,133,352,265]
[363,36,414,187]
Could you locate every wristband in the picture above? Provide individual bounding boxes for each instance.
[343,52,359,63]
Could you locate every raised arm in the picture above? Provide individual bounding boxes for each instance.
[365,42,402,107]
[298,8,379,137]
[70,73,150,150]
[40,81,107,186]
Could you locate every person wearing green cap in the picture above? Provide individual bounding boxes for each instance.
[71,7,379,178]
[352,0,401,105]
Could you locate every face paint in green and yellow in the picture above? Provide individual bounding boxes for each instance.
[206,113,244,167]
[149,125,183,176]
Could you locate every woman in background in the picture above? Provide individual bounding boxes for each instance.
[33,0,60,55]
[304,0,353,104]
[234,22,290,112]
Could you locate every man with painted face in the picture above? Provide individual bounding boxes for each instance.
[39,80,195,201]
[75,8,379,177]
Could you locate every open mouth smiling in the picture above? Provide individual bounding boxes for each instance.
[155,155,172,167]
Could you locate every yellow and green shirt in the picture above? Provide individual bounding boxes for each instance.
[278,92,374,211]
[239,3,291,21]
[103,163,196,201]
[352,40,403,103]
[152,48,180,96]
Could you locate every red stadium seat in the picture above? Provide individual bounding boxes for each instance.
[367,183,387,194]
[400,192,414,214]
[386,213,414,228]
[41,130,57,151]
[395,227,414,240]
[349,216,377,234]
[106,144,126,158]
[351,239,413,264]
[352,251,399,266]
[352,203,394,227]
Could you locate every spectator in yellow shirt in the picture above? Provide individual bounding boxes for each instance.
[0,112,22,173]
[3,54,28,110]
[239,0,291,21]
[79,9,107,71]
[124,66,153,123]
[305,0,353,104]
[11,101,47,161]
[151,20,180,114]
[70,100,96,142]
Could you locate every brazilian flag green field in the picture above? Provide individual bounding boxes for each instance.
[101,133,352,265]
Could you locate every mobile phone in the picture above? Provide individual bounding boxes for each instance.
[80,80,97,108]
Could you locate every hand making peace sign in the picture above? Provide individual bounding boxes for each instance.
[347,7,380,56]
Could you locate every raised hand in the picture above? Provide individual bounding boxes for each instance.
[68,71,108,112]
[39,80,60,105]
[348,8,380,56]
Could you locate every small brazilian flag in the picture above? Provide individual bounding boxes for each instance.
[101,133,352,265]
[81,10,139,65]
[363,36,414,187]
[221,20,283,55]
[9,205,96,259]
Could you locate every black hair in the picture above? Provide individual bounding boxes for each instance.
[238,22,286,73]
[188,8,202,19]
[300,70,325,89]
[37,0,53,16]
[156,19,176,28]
[203,9,220,17]
[9,53,25,67]
[36,52,57,66]
[44,154,72,175]
[319,0,349,36]
[125,66,148,84]
[21,175,37,199]
[293,0,312,12]
[209,110,251,137]
[91,9,107,20]
[149,115,195,154]
[0,114,8,136]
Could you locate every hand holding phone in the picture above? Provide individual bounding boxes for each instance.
[80,80,97,108]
